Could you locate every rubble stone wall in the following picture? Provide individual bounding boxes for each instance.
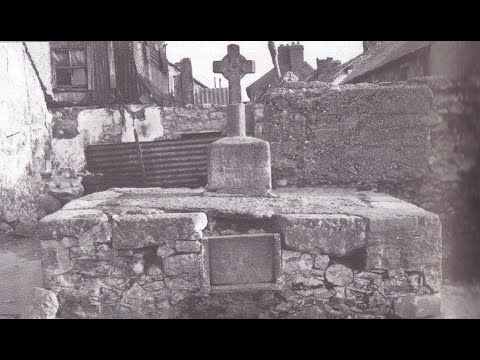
[38,188,442,319]
[257,78,480,280]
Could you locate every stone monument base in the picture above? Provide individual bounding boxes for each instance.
[37,187,443,319]
[206,136,272,197]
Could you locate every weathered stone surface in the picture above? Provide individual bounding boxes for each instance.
[0,222,13,233]
[156,244,176,258]
[21,288,59,319]
[119,283,156,314]
[147,265,163,278]
[112,213,208,250]
[37,187,442,319]
[41,240,73,276]
[394,293,441,319]
[69,246,95,259]
[206,234,280,287]
[61,237,78,248]
[423,264,442,293]
[164,254,200,277]
[366,213,442,270]
[282,251,314,284]
[276,214,367,257]
[325,264,354,286]
[314,255,330,270]
[78,223,111,246]
[44,174,84,202]
[207,137,272,196]
[13,219,37,237]
[36,209,111,242]
[36,194,62,216]
[3,211,18,224]
[175,241,201,253]
[132,259,145,275]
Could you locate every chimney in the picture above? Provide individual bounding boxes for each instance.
[278,42,305,74]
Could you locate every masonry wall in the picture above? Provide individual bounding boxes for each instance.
[50,104,227,177]
[24,42,53,97]
[257,78,480,280]
[0,42,52,221]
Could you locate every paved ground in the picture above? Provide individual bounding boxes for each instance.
[0,230,479,319]
[0,233,43,319]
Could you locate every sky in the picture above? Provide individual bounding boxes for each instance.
[166,41,364,100]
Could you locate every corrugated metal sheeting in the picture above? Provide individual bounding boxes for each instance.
[83,135,222,193]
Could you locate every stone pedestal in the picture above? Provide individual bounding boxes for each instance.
[226,104,246,137]
[206,136,272,196]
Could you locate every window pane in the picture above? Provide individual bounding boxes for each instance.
[71,68,87,86]
[53,50,70,67]
[56,69,72,86]
[70,50,86,66]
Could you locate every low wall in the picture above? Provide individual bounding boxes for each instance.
[50,104,227,177]
[258,78,480,280]
[38,187,442,319]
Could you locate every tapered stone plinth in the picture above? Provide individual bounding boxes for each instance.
[206,136,272,196]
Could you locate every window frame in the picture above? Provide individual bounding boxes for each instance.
[51,42,89,92]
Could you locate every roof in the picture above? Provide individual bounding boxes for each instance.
[168,61,209,89]
[246,61,315,101]
[339,41,433,84]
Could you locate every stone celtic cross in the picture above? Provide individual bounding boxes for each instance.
[213,44,255,105]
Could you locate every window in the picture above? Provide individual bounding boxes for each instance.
[52,48,88,89]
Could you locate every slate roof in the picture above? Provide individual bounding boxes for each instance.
[246,61,315,101]
[339,41,433,84]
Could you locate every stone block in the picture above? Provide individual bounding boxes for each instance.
[0,222,13,233]
[175,241,202,253]
[325,264,354,286]
[313,255,330,270]
[365,213,442,271]
[112,213,208,250]
[163,254,200,277]
[41,240,73,277]
[156,244,176,258]
[13,219,37,237]
[36,209,111,243]
[282,251,314,284]
[394,293,441,319]
[207,137,272,196]
[275,214,367,257]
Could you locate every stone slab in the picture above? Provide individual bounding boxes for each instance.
[111,213,208,250]
[203,234,281,287]
[36,209,111,242]
[275,214,367,257]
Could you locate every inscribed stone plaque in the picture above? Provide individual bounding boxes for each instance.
[204,234,281,287]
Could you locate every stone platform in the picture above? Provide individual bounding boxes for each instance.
[36,187,442,319]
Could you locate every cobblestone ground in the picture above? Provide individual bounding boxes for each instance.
[0,232,479,319]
